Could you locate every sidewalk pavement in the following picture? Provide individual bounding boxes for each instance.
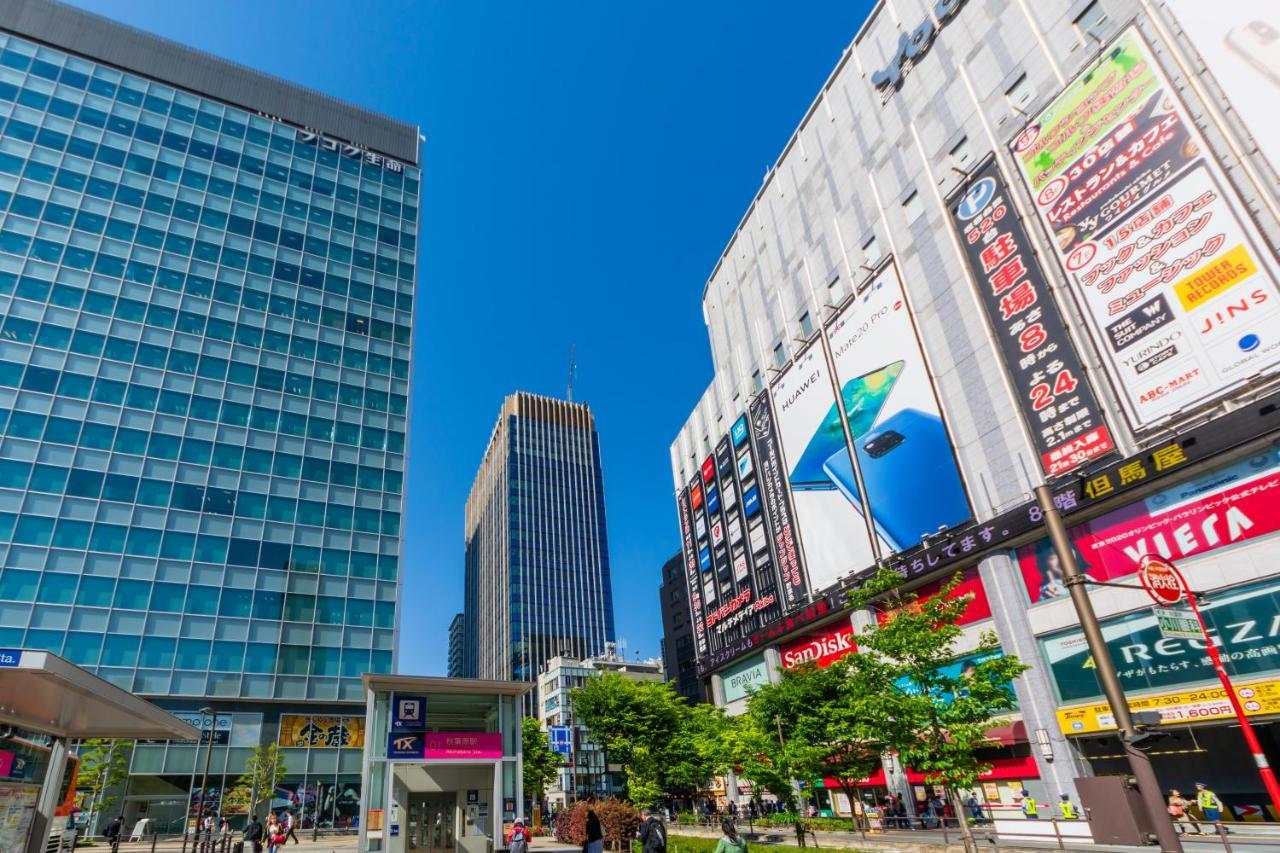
[669,821,1280,853]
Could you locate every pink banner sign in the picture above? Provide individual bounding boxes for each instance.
[424,731,502,760]
[0,750,13,777]
[1019,450,1280,603]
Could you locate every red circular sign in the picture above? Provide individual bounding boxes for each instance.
[1138,555,1187,605]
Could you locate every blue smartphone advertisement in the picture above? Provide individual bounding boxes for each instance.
[787,362,904,488]
[822,406,971,552]
[742,484,761,516]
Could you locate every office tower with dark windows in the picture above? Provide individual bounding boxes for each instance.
[464,392,615,695]
[0,0,418,832]
[658,553,702,703]
[447,611,466,678]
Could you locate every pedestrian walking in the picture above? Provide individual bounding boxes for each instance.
[894,797,909,830]
[1019,789,1039,820]
[509,819,530,853]
[219,817,231,840]
[1058,794,1078,820]
[247,815,264,853]
[266,814,283,853]
[585,809,604,853]
[1167,789,1201,836]
[103,815,123,852]
[639,808,666,853]
[965,792,985,825]
[714,819,747,853]
[284,810,299,844]
[930,794,946,829]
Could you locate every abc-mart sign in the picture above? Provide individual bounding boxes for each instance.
[871,0,969,95]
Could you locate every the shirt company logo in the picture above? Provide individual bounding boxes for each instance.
[871,0,969,94]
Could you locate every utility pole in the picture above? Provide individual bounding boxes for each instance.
[196,708,219,851]
[1035,486,1182,853]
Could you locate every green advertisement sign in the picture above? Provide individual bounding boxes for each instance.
[1041,579,1280,703]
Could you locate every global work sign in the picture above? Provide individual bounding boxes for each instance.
[1041,578,1280,705]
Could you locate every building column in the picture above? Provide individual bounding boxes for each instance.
[978,552,1091,801]
[25,736,67,853]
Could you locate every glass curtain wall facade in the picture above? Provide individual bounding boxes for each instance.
[0,25,417,704]
[464,393,615,693]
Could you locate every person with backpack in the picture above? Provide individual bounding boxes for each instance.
[715,818,747,853]
[247,815,265,853]
[102,816,123,852]
[509,819,530,853]
[639,808,666,853]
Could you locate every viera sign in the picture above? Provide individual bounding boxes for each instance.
[871,0,968,93]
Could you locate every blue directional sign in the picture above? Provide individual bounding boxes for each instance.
[387,731,424,759]
[0,649,20,667]
[391,694,427,732]
[547,725,573,756]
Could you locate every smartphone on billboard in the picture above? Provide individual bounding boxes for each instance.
[1226,20,1280,87]
[788,362,904,489]
[822,407,969,551]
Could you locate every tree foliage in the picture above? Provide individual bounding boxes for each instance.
[848,568,1028,846]
[739,657,889,813]
[569,673,729,804]
[224,744,287,818]
[522,717,563,805]
[78,739,130,829]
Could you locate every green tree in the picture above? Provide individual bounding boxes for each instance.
[849,569,1028,851]
[569,673,687,805]
[664,702,733,798]
[721,715,798,812]
[741,657,889,819]
[224,744,287,820]
[522,717,563,808]
[78,739,130,834]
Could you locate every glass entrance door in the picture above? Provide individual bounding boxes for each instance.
[408,794,456,853]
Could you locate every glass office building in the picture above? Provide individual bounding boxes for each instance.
[0,0,419,830]
[464,393,615,693]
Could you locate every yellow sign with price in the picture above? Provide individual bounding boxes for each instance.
[1057,678,1280,735]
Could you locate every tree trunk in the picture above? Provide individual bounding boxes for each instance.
[948,787,977,853]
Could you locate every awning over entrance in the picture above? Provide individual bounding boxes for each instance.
[0,650,200,740]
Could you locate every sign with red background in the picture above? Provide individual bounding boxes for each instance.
[1019,450,1280,604]
[879,566,991,626]
[780,621,857,669]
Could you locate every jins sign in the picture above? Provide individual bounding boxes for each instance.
[781,622,857,669]
[871,0,968,93]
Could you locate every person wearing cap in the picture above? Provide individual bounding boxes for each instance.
[1019,790,1039,820]
[1196,783,1223,825]
[1058,794,1078,820]
[509,818,529,853]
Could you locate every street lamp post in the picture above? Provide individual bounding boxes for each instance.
[196,707,219,853]
[1035,486,1182,853]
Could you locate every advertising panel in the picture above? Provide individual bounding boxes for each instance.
[1057,677,1280,735]
[424,732,502,760]
[951,159,1116,475]
[1009,26,1280,427]
[1019,447,1280,603]
[1041,578,1280,704]
[676,487,709,658]
[770,346,877,591]
[279,715,365,749]
[825,267,972,551]
[1165,0,1280,178]
[881,567,991,627]
[780,620,857,669]
[748,393,808,609]
[721,652,770,703]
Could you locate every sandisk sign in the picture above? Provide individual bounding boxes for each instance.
[780,621,857,669]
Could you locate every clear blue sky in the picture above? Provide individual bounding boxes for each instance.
[67,0,875,674]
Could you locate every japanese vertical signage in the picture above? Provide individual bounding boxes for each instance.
[676,486,709,657]
[1009,26,1280,428]
[950,158,1116,475]
[748,392,809,609]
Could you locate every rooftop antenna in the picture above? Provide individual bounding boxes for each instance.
[566,343,576,402]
